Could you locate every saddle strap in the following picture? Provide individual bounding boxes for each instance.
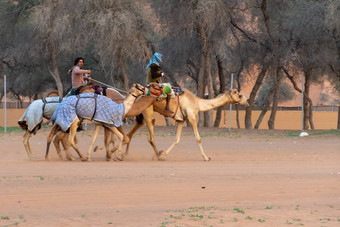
[75,94,98,121]
[42,97,63,119]
[172,94,180,118]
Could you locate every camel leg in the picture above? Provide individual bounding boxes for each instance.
[86,124,101,161]
[103,127,114,161]
[107,127,124,161]
[108,126,130,159]
[23,131,33,160]
[59,132,75,160]
[187,116,211,161]
[159,121,185,159]
[45,124,60,160]
[125,122,144,155]
[144,113,162,160]
[53,131,64,160]
[68,118,86,161]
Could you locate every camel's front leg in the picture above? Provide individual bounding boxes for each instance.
[142,108,162,160]
[188,116,211,161]
[68,118,86,161]
[86,124,101,161]
[159,121,185,159]
[23,131,33,160]
[125,121,144,155]
[107,127,124,161]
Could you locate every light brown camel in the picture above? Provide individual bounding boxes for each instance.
[124,88,249,161]
[45,83,163,161]
[18,90,63,160]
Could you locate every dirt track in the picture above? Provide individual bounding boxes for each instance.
[0,125,339,227]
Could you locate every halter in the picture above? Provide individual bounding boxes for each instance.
[131,84,146,99]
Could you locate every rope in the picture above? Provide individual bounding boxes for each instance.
[89,78,129,94]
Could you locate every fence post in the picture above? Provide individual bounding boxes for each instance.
[4,75,7,133]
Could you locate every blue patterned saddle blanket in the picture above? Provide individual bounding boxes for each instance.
[51,93,125,132]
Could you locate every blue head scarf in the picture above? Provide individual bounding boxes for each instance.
[146,53,163,69]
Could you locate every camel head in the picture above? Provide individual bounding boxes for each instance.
[129,83,147,98]
[228,89,249,106]
[146,83,163,97]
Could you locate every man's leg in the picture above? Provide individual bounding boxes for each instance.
[165,94,173,114]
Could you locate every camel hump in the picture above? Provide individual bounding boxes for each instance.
[47,90,59,97]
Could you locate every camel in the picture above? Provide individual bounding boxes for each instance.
[18,90,63,160]
[45,83,164,161]
[124,88,249,161]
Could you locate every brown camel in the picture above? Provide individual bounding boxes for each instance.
[46,83,163,161]
[124,88,249,161]
[18,90,63,160]
[84,83,163,161]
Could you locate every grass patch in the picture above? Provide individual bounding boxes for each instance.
[0,126,22,134]
[233,208,245,214]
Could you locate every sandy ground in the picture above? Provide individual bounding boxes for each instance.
[0,125,339,227]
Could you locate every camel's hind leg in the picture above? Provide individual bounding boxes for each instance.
[52,131,64,160]
[68,118,86,161]
[53,131,74,160]
[45,123,60,160]
[23,131,33,160]
[86,124,101,161]
[159,121,185,159]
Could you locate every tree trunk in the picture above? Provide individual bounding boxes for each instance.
[254,85,275,129]
[197,23,207,127]
[303,69,315,130]
[203,35,214,127]
[119,50,130,91]
[214,55,225,127]
[236,67,243,129]
[245,64,269,129]
[47,41,63,97]
[337,105,340,130]
[282,67,315,130]
[268,66,281,129]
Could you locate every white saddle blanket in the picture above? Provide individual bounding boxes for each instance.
[18,96,62,131]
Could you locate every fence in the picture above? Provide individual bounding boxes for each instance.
[1,100,339,111]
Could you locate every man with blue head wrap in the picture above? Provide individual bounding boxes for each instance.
[146,53,174,114]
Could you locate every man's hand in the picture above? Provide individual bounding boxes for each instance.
[87,70,92,74]
[84,77,91,82]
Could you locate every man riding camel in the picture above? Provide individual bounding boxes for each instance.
[146,53,173,114]
[66,57,92,97]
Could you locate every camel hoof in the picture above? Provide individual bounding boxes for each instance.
[81,158,87,162]
[115,154,123,161]
[204,157,211,161]
[86,157,92,162]
[66,156,75,161]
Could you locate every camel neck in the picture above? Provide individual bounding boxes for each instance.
[198,93,232,112]
[123,94,138,117]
